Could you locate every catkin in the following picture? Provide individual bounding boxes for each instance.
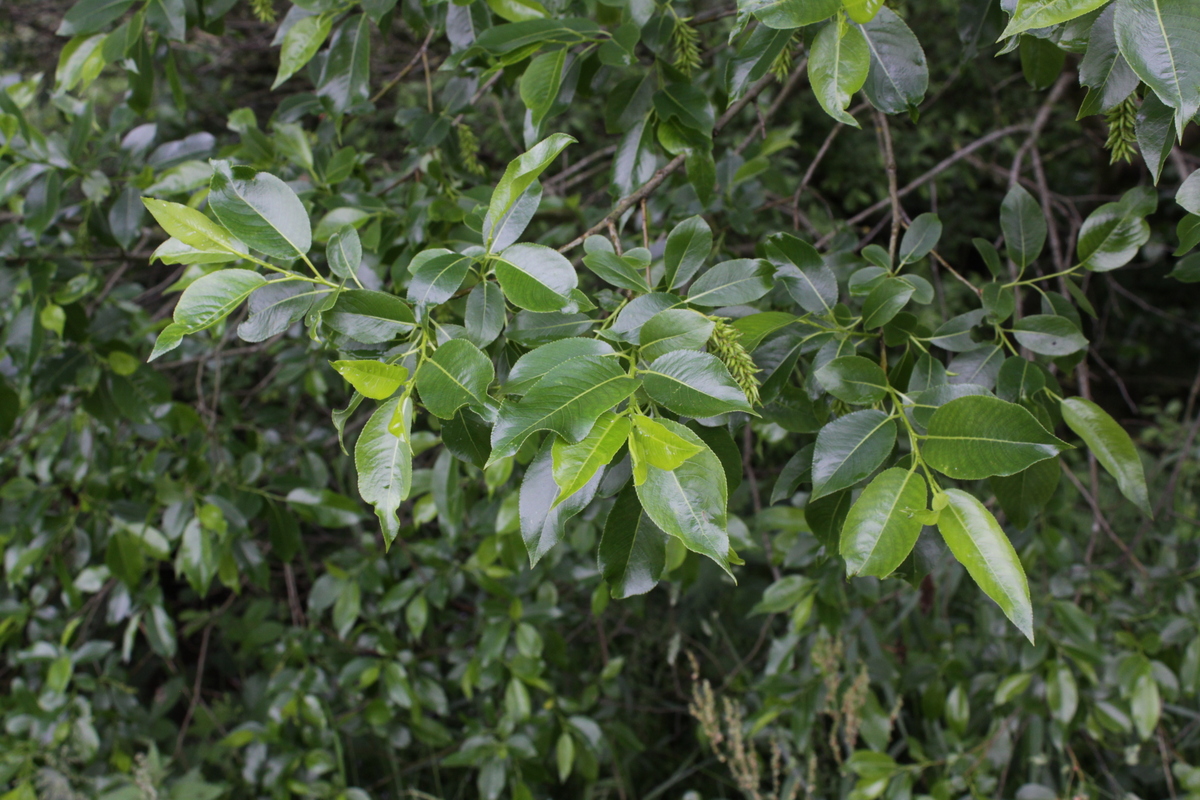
[708,318,761,407]
[1104,94,1138,165]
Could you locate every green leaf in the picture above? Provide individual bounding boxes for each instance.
[490,356,639,462]
[841,468,928,577]
[323,290,416,343]
[640,350,753,416]
[142,198,247,256]
[415,339,495,419]
[937,489,1034,642]
[1061,397,1151,515]
[843,0,884,23]
[209,160,312,260]
[582,240,652,292]
[628,414,704,485]
[1078,185,1155,271]
[150,323,187,361]
[551,411,630,505]
[173,269,266,333]
[686,259,775,307]
[727,25,795,101]
[316,14,371,114]
[442,408,492,468]
[664,216,713,289]
[485,133,576,247]
[466,282,506,347]
[332,360,409,400]
[809,19,870,127]
[1178,169,1200,215]
[862,277,915,329]
[238,279,324,343]
[653,83,715,134]
[768,233,838,313]
[488,0,549,23]
[1001,184,1046,269]
[633,420,731,575]
[520,49,566,129]
[1078,5,1140,116]
[505,338,616,395]
[1130,672,1161,740]
[811,409,897,499]
[57,0,136,35]
[494,243,578,312]
[520,436,605,565]
[1114,0,1200,133]
[639,309,715,363]
[899,212,941,265]
[273,13,334,90]
[1169,252,1200,282]
[327,225,362,282]
[556,732,575,783]
[356,396,412,548]
[1020,35,1065,90]
[990,457,1060,528]
[1012,314,1088,356]
[815,355,889,404]
[609,293,685,344]
[150,238,242,266]
[859,8,929,115]
[407,249,473,312]
[1001,0,1109,38]
[923,395,1067,480]
[599,484,668,599]
[1136,92,1176,184]
[739,0,839,29]
[730,312,797,353]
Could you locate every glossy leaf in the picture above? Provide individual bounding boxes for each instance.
[490,355,638,462]
[1061,397,1151,515]
[1114,0,1200,132]
[686,259,775,307]
[332,360,409,400]
[859,8,929,115]
[238,281,325,342]
[841,468,927,577]
[466,282,506,347]
[815,356,889,404]
[355,397,412,547]
[628,414,704,485]
[937,489,1034,642]
[990,457,1060,528]
[740,0,840,30]
[639,309,715,363]
[811,410,897,499]
[1078,186,1155,271]
[551,411,630,504]
[327,225,363,282]
[1001,0,1109,38]
[485,133,576,247]
[1001,184,1046,269]
[141,198,247,256]
[407,249,473,311]
[664,216,713,289]
[924,395,1067,479]
[323,290,415,343]
[809,19,870,127]
[273,14,334,89]
[1012,315,1088,356]
[599,484,668,598]
[633,420,731,575]
[495,243,578,312]
[209,160,312,260]
[521,437,604,566]
[415,339,495,419]
[505,338,616,395]
[1078,5,1140,116]
[640,350,753,416]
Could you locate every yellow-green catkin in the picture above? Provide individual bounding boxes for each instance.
[671,17,702,78]
[1104,94,1138,165]
[769,39,794,83]
[708,318,761,407]
[456,123,486,176]
[249,0,276,23]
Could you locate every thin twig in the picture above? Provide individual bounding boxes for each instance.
[873,110,902,262]
[370,29,435,104]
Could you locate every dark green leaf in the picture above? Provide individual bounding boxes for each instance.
[1012,315,1088,356]
[521,437,604,566]
[841,467,927,577]
[1001,184,1046,269]
[815,355,889,404]
[209,160,312,260]
[639,309,715,362]
[495,243,578,312]
[923,395,1067,479]
[1061,397,1151,515]
[640,350,753,416]
[323,290,416,343]
[415,339,495,419]
[664,216,713,289]
[599,484,668,598]
[859,8,929,115]
[686,259,775,307]
[809,19,870,127]
[811,409,897,499]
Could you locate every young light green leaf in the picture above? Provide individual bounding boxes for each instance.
[640,350,753,417]
[811,409,897,499]
[937,489,1034,642]
[552,411,630,505]
[209,160,312,260]
[923,395,1067,479]
[628,414,704,485]
[332,360,409,400]
[142,197,247,256]
[173,269,266,333]
[415,339,495,419]
[490,355,639,463]
[1061,397,1151,515]
[355,396,412,548]
[494,243,578,312]
[633,419,731,576]
[841,467,927,578]
[809,19,870,127]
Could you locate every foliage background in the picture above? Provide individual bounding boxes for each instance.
[2,0,1200,798]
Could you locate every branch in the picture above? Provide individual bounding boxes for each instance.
[558,70,782,253]
[873,110,902,261]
